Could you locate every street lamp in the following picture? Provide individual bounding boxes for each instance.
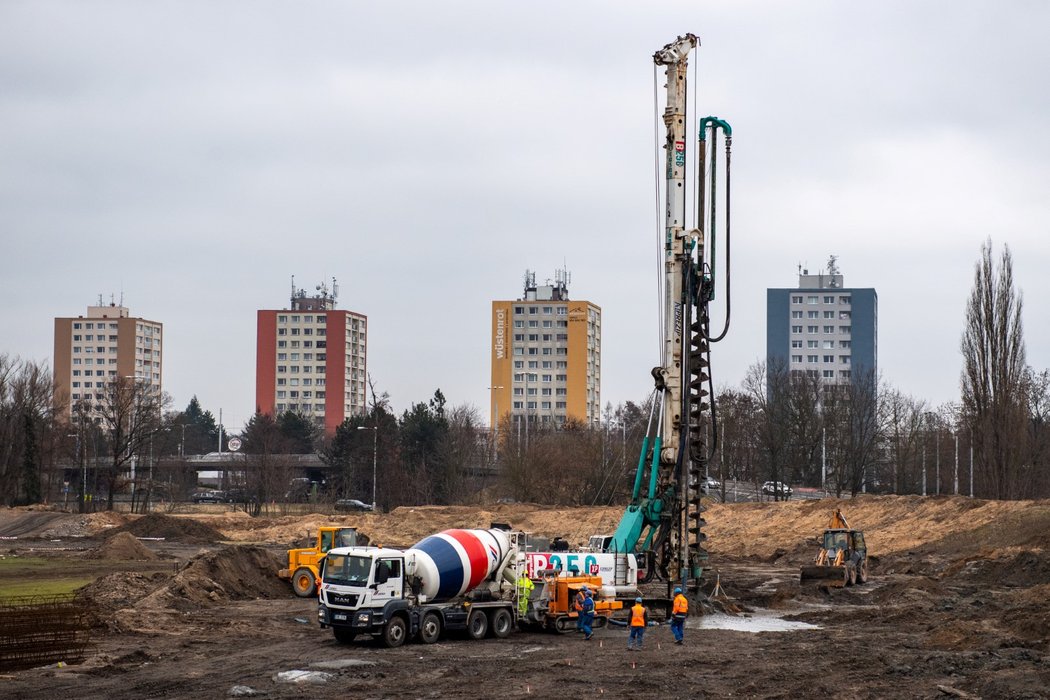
[68,433,82,512]
[357,425,378,512]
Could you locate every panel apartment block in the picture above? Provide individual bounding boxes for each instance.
[255,281,367,434]
[767,269,877,384]
[490,270,601,429]
[53,303,163,419]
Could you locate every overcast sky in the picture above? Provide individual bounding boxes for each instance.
[2,1,1048,431]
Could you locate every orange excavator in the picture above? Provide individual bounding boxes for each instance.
[800,509,868,587]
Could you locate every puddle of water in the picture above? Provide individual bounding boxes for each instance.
[693,612,820,633]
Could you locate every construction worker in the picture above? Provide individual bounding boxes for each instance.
[516,571,534,617]
[671,586,688,644]
[574,584,588,632]
[627,597,648,650]
[579,589,595,641]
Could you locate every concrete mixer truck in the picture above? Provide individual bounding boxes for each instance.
[317,528,521,647]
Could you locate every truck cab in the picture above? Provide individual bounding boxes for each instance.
[318,547,410,645]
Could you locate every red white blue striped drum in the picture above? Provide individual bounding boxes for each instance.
[406,529,512,603]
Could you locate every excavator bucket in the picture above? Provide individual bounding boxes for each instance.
[799,564,849,587]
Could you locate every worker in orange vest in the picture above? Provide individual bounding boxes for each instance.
[671,586,688,645]
[627,597,648,650]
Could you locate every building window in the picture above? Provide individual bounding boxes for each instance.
[791,355,802,363]
[823,295,835,303]
[840,341,851,349]
[839,311,851,320]
[807,325,818,333]
[791,311,802,319]
[807,295,818,304]
[823,311,835,319]
[791,325,802,334]
[840,326,851,334]
[791,296,802,304]
[542,306,553,314]
[515,306,524,314]
[514,320,524,328]
[807,355,818,363]
[823,355,834,363]
[278,315,287,323]
[791,340,802,348]
[807,340,818,348]
[840,356,851,365]
[823,370,834,378]
[840,370,851,379]
[839,296,851,305]
[823,341,835,349]
[807,311,819,319]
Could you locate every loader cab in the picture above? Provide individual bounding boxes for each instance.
[823,529,866,558]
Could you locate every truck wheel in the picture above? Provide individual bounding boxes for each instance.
[846,564,856,587]
[856,560,868,584]
[333,627,357,644]
[418,612,442,644]
[291,567,317,597]
[489,609,512,639]
[382,616,408,648]
[466,609,488,640]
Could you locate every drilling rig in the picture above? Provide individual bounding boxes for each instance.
[608,33,732,602]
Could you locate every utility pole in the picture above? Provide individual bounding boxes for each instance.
[969,429,973,498]
[954,430,959,495]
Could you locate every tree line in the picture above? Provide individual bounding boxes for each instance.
[1,240,1045,510]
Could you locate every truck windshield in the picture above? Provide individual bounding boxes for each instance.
[323,554,372,586]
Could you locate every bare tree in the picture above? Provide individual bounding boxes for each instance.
[822,369,881,496]
[0,356,64,506]
[961,240,1028,499]
[881,388,929,494]
[94,376,170,510]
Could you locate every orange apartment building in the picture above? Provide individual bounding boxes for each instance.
[255,280,367,434]
[490,269,601,430]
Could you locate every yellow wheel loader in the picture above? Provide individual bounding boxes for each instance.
[800,509,868,587]
[279,527,363,597]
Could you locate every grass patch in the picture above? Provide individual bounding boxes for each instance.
[0,577,95,599]
[0,556,96,598]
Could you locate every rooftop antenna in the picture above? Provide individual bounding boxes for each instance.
[291,275,296,300]
[97,293,103,306]
[827,255,840,277]
[332,277,339,305]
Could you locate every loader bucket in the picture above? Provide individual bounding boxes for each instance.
[800,565,848,587]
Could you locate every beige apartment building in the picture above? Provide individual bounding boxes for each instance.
[490,270,601,430]
[53,302,163,418]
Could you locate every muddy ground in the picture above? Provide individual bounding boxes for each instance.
[0,497,1047,699]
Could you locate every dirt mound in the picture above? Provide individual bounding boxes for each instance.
[941,549,1050,588]
[77,571,171,611]
[107,513,224,544]
[86,532,160,560]
[138,546,288,611]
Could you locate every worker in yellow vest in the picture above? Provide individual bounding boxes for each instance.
[627,597,648,650]
[671,586,688,645]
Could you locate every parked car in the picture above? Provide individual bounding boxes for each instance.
[192,490,227,504]
[762,481,793,497]
[702,477,721,491]
[334,498,374,512]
